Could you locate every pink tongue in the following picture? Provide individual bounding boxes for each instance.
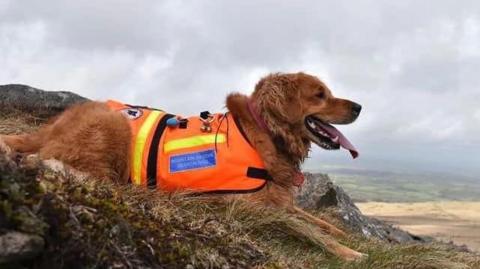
[316,121,359,159]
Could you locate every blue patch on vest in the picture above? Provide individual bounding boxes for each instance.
[169,149,216,173]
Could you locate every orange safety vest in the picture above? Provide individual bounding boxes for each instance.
[106,100,271,193]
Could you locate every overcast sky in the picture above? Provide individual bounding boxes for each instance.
[1,0,479,177]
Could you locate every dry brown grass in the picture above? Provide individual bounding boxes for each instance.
[0,110,45,134]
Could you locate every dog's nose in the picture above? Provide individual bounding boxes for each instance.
[351,102,362,116]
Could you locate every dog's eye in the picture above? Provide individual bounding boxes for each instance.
[315,92,325,99]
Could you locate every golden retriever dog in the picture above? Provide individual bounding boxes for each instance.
[1,72,364,261]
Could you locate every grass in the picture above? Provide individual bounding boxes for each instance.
[1,113,479,268]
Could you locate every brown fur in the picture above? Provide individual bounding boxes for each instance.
[0,72,364,261]
[2,102,131,182]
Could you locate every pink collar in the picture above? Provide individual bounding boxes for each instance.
[247,99,271,134]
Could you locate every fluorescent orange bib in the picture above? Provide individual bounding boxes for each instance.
[106,100,270,193]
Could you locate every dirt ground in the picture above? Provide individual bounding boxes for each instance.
[357,201,480,252]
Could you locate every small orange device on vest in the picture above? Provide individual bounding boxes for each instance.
[106,100,271,193]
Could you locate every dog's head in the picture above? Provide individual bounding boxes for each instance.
[252,72,360,158]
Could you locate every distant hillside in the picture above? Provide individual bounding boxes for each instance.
[0,84,88,117]
[358,201,480,252]
[317,168,480,202]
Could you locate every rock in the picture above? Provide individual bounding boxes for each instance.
[0,84,89,117]
[0,231,44,264]
[296,173,427,243]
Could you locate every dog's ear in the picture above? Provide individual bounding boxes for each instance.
[253,73,303,124]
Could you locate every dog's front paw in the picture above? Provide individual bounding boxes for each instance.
[339,247,368,262]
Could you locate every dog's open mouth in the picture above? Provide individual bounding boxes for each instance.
[305,116,359,159]
[305,117,340,150]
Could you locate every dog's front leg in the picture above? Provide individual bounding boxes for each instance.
[291,206,347,238]
[283,205,366,261]
[290,206,367,261]
[322,237,366,261]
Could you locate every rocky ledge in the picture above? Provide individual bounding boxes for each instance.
[0,84,88,117]
[296,173,428,244]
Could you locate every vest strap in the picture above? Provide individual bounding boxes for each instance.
[246,167,273,181]
[147,114,175,188]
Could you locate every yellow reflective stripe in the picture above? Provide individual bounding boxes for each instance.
[164,134,226,153]
[132,111,163,185]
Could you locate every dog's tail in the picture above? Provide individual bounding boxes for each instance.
[0,132,45,154]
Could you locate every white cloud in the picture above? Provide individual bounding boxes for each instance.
[0,0,479,174]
